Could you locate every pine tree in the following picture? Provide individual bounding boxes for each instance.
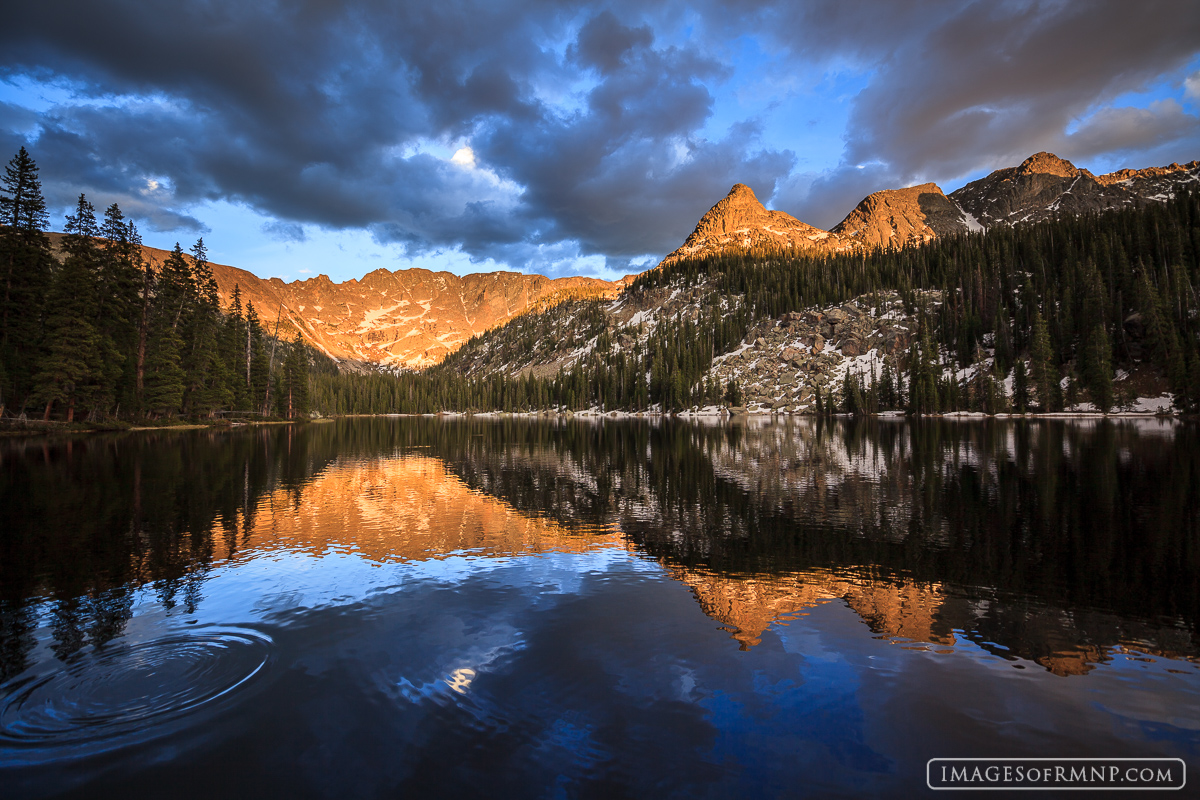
[34,196,111,420]
[181,238,230,416]
[143,328,186,416]
[724,377,743,407]
[907,320,940,415]
[221,285,249,410]
[879,359,897,410]
[1013,360,1029,413]
[1030,311,1059,412]
[280,333,310,419]
[98,205,144,408]
[0,147,52,414]
[131,223,154,414]
[1082,322,1113,412]
[246,302,270,413]
[142,245,191,416]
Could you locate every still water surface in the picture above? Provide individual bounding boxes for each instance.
[1,417,1198,797]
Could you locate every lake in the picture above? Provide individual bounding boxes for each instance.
[1,417,1198,797]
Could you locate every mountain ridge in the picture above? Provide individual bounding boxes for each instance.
[46,233,630,371]
[45,152,1199,372]
[658,153,1199,268]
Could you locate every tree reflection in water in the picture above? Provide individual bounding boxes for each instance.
[2,416,1197,682]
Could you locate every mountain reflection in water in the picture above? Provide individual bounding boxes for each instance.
[1,417,1198,797]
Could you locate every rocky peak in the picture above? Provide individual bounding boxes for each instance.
[659,183,839,267]
[950,152,1199,230]
[831,182,968,249]
[1016,151,1080,179]
[1096,160,1200,186]
[692,183,770,235]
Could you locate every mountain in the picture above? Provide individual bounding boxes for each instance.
[831,182,978,248]
[210,267,627,370]
[47,234,628,370]
[658,183,844,266]
[949,152,1200,228]
[46,151,1196,375]
[658,153,1200,267]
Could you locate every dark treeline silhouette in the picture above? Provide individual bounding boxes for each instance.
[6,146,1198,418]
[0,423,341,679]
[0,148,309,422]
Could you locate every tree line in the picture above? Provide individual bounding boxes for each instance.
[6,143,1199,419]
[0,148,310,422]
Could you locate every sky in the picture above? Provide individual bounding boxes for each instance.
[1,0,1198,284]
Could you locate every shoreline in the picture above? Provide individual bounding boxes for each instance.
[0,408,1184,437]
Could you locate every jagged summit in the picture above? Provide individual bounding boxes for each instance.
[659,152,1199,269]
[950,151,1199,228]
[832,182,972,249]
[1016,151,1081,178]
[659,183,838,267]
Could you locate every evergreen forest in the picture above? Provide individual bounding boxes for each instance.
[3,146,1199,422]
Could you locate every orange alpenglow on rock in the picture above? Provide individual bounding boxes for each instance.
[658,153,1199,270]
[47,152,1194,371]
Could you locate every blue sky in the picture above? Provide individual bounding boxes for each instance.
[1,1,1198,283]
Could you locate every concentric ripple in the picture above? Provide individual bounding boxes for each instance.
[0,627,272,752]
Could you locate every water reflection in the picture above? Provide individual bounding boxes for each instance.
[232,455,621,563]
[422,416,1200,674]
[2,417,1199,796]
[2,417,1198,685]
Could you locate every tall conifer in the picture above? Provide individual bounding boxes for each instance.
[0,147,52,413]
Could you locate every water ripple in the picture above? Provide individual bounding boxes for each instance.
[0,627,272,754]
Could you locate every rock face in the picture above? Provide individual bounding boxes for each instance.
[705,292,919,414]
[659,183,846,266]
[49,236,627,370]
[221,267,626,369]
[948,152,1200,229]
[657,153,1199,269]
[831,182,971,248]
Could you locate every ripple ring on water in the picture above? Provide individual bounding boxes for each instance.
[0,627,273,749]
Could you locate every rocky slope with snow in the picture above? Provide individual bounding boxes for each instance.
[948,152,1200,229]
[48,151,1195,375]
[658,153,1199,268]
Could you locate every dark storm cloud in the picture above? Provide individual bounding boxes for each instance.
[0,0,796,269]
[0,0,1197,272]
[753,0,1200,222]
[569,11,654,74]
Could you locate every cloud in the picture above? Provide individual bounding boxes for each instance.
[262,220,307,243]
[1062,99,1199,160]
[0,0,1196,273]
[1185,71,1200,102]
[832,1,1198,175]
[568,11,654,74]
[450,146,477,168]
